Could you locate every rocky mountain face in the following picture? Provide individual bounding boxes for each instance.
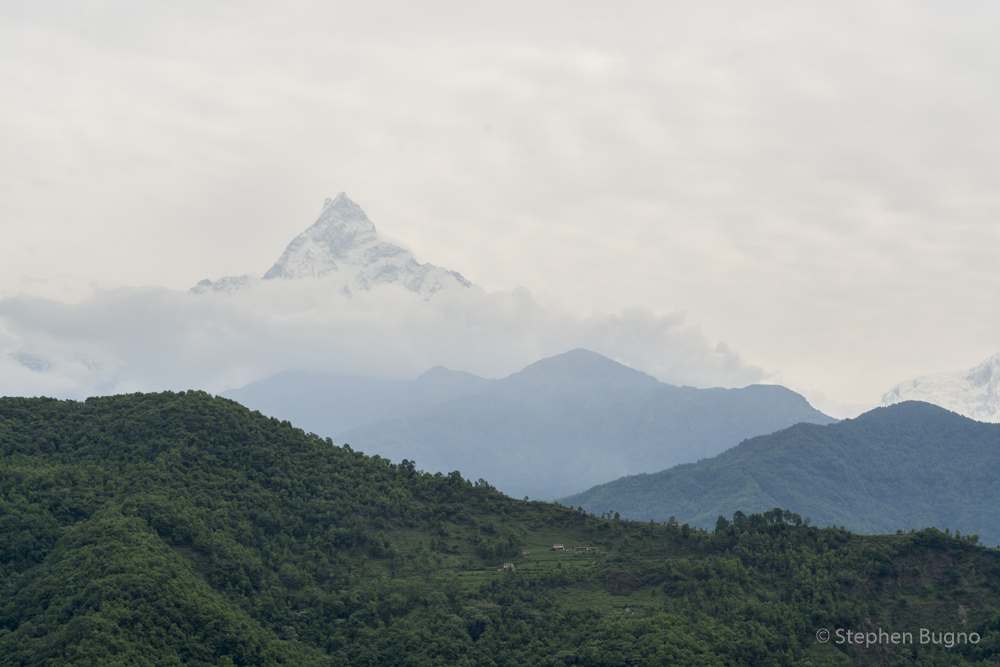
[193,193,471,297]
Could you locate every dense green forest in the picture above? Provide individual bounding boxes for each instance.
[563,401,1000,544]
[1,392,999,666]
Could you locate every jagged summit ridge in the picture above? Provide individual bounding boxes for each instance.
[882,353,1000,423]
[194,193,471,297]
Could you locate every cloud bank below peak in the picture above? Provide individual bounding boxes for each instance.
[0,278,764,400]
[0,192,764,400]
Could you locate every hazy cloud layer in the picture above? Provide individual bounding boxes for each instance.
[2,2,999,413]
[0,281,763,399]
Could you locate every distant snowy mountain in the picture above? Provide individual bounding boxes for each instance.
[193,193,472,297]
[882,353,1000,423]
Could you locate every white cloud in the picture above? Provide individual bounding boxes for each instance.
[0,280,763,399]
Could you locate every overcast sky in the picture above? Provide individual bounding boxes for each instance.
[2,1,999,415]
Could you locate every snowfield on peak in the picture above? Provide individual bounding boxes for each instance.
[882,353,1000,423]
[193,193,472,298]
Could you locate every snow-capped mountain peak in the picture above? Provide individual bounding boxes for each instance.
[264,193,377,280]
[193,193,471,297]
[882,353,1000,423]
[968,353,1000,386]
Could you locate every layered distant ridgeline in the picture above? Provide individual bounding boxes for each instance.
[225,365,492,440]
[230,349,834,499]
[563,402,1000,544]
[1,393,1000,665]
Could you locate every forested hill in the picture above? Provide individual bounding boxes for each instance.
[2,393,999,666]
[562,401,1000,543]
